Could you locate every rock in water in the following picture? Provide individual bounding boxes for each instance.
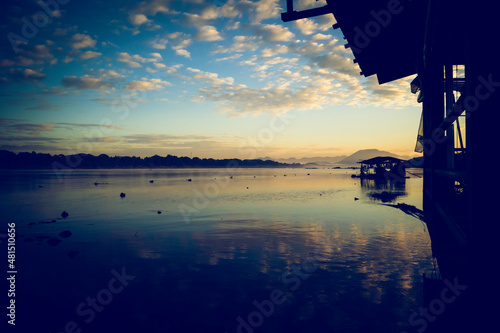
[59,230,72,238]
[120,192,126,198]
[61,211,69,218]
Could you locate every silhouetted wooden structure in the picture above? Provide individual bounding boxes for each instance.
[282,1,499,331]
[353,156,407,179]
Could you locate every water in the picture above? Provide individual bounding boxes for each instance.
[1,168,432,333]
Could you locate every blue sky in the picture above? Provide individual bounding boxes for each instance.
[0,0,422,159]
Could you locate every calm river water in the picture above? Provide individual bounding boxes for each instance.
[1,168,432,333]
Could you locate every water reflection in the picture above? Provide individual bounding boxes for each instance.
[360,178,408,203]
[5,169,433,333]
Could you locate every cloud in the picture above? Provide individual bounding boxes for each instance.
[295,18,318,35]
[196,79,336,117]
[129,13,150,26]
[215,54,243,62]
[257,24,295,42]
[80,51,102,60]
[153,63,182,73]
[117,52,158,68]
[125,78,172,91]
[251,0,282,23]
[1,44,57,67]
[175,49,191,58]
[309,52,360,76]
[200,6,219,20]
[70,33,97,49]
[5,123,56,136]
[8,68,45,82]
[130,0,170,17]
[213,35,260,54]
[56,123,123,130]
[61,75,114,90]
[165,33,192,58]
[150,37,169,49]
[96,69,124,78]
[261,45,288,57]
[193,25,223,41]
[187,67,234,86]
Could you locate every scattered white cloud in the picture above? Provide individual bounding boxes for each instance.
[7,68,46,82]
[175,49,191,58]
[61,75,114,90]
[261,45,288,57]
[80,51,102,60]
[117,52,158,68]
[194,25,223,41]
[258,24,295,42]
[69,33,97,49]
[129,13,150,26]
[295,18,318,35]
[125,78,172,91]
[97,69,124,78]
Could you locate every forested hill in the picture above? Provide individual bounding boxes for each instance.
[0,150,300,170]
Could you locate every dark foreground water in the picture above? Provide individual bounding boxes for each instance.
[1,168,432,333]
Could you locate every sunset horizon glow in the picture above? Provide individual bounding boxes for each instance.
[1,0,422,160]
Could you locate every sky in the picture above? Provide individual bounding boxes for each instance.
[0,0,423,159]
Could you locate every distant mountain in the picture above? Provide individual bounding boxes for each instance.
[338,149,410,165]
[259,149,410,166]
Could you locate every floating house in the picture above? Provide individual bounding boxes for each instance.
[352,156,407,180]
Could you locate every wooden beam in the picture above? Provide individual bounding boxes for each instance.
[281,4,332,22]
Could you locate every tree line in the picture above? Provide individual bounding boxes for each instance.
[0,150,300,169]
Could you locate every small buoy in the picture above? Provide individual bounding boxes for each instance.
[354,197,359,201]
[61,211,69,218]
[230,176,233,179]
[120,192,126,198]
[187,179,192,182]
[150,180,154,183]
[94,182,98,186]
[157,211,162,214]
[307,173,310,176]
[246,187,249,189]
[284,174,287,177]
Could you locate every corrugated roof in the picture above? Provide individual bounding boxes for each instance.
[358,156,406,164]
